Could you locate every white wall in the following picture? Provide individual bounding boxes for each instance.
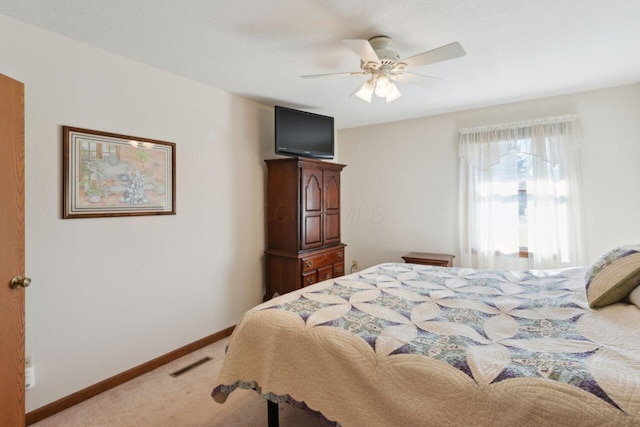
[339,83,640,270]
[0,16,273,412]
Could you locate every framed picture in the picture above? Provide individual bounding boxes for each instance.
[63,126,176,218]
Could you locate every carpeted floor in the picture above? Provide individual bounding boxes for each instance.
[32,337,329,426]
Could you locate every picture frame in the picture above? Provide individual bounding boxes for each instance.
[63,126,176,218]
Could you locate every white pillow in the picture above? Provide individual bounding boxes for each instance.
[629,285,640,308]
[584,245,640,308]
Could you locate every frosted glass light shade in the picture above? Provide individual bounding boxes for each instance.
[355,81,374,103]
[374,76,392,97]
[385,83,402,102]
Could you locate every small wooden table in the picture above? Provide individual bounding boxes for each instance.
[401,252,455,267]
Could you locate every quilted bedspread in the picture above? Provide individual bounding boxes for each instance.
[212,263,640,426]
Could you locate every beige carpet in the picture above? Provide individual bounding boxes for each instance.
[32,337,329,426]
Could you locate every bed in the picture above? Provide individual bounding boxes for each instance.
[212,258,640,426]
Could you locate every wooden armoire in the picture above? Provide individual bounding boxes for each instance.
[264,157,346,299]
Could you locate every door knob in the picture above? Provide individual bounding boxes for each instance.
[10,276,31,289]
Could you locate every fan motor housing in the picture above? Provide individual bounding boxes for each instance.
[368,36,400,62]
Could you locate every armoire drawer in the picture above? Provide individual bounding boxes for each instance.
[333,262,345,277]
[302,270,317,287]
[317,265,333,282]
[326,248,345,264]
[301,253,328,272]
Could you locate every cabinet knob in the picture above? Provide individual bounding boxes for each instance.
[337,252,343,258]
[306,277,313,285]
[336,267,343,273]
[305,260,314,268]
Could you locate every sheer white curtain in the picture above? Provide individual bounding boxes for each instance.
[458,115,585,270]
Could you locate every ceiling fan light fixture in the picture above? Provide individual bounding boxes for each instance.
[374,76,392,97]
[385,84,402,103]
[354,80,374,103]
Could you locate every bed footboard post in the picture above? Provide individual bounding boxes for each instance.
[268,400,279,427]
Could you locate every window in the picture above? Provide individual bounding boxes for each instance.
[482,150,532,257]
[80,139,99,162]
[517,153,529,255]
[80,140,119,162]
[458,116,585,269]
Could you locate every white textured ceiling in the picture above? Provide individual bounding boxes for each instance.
[1,0,640,129]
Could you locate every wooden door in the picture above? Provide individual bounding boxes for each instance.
[0,73,26,426]
[300,167,323,250]
[323,169,341,245]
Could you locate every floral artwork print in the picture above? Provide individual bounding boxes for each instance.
[63,126,175,217]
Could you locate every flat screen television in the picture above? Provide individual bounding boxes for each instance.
[275,106,334,159]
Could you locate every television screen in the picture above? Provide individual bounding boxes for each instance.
[275,106,334,159]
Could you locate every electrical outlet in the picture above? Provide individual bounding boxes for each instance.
[351,260,358,271]
[25,356,35,389]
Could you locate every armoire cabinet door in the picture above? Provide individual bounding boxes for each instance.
[323,169,341,245]
[301,167,323,250]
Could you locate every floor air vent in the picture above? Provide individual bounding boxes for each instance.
[170,356,213,377]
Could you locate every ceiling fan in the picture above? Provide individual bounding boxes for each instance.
[301,36,466,103]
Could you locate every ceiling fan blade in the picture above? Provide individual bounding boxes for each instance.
[392,73,441,89]
[401,42,466,69]
[342,39,380,65]
[300,71,366,79]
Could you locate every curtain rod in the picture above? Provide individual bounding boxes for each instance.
[459,114,578,135]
